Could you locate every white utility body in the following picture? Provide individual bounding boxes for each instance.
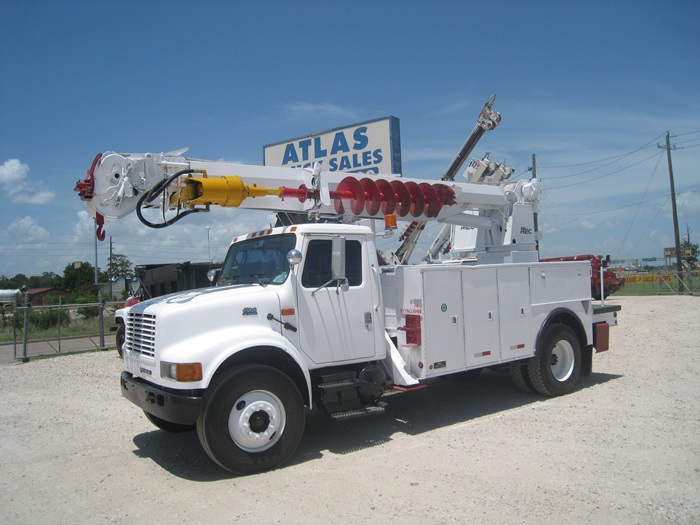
[75,97,619,474]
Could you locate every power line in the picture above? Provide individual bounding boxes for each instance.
[672,130,700,138]
[541,193,669,216]
[614,151,664,260]
[538,132,665,171]
[547,151,663,189]
[673,137,700,147]
[624,195,671,260]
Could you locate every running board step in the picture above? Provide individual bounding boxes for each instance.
[317,379,362,391]
[329,404,386,421]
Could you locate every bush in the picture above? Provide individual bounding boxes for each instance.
[69,292,100,319]
[12,309,71,330]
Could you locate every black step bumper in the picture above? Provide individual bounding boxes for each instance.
[120,372,202,426]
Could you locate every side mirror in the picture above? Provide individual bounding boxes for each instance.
[331,236,346,281]
[207,268,220,285]
[287,249,302,267]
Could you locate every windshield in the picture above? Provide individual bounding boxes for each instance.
[218,233,296,286]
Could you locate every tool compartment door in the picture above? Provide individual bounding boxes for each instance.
[463,268,500,367]
[498,267,532,359]
[422,270,465,375]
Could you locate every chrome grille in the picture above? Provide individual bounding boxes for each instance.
[126,312,156,358]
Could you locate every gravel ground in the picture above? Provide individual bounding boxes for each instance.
[1,295,698,524]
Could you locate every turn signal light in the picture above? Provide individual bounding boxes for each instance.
[161,362,203,382]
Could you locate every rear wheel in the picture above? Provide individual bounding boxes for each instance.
[509,361,535,392]
[528,324,581,396]
[197,365,305,475]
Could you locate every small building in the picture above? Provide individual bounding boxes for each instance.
[26,288,66,305]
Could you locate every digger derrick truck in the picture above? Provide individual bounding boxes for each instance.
[74,99,620,475]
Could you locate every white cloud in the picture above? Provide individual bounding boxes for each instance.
[0,158,29,184]
[676,191,700,218]
[11,190,56,205]
[0,158,56,204]
[0,217,55,276]
[282,102,360,123]
[7,216,50,240]
[73,210,96,239]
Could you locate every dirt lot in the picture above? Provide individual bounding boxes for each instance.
[1,296,698,524]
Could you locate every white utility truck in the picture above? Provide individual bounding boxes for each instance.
[75,98,619,474]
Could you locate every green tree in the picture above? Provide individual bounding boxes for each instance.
[62,261,97,292]
[0,274,28,289]
[106,253,133,280]
[681,223,698,266]
[27,271,63,289]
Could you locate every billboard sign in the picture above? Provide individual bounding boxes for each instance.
[665,247,692,258]
[264,116,401,175]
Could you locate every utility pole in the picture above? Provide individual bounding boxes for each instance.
[528,153,540,252]
[659,132,683,292]
[93,218,99,284]
[109,236,114,299]
[109,236,114,267]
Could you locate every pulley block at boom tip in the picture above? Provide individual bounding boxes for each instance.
[441,94,501,182]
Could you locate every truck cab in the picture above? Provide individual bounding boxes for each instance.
[119,223,390,474]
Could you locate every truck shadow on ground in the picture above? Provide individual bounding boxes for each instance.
[131,370,621,481]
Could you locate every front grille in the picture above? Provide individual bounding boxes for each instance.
[126,312,156,358]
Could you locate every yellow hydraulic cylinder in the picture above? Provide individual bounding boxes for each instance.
[179,175,283,208]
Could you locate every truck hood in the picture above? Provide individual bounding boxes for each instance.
[132,284,279,312]
[128,285,282,356]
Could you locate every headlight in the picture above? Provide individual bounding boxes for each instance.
[160,361,203,382]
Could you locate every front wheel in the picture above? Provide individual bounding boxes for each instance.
[528,324,581,396]
[115,324,125,358]
[197,365,305,475]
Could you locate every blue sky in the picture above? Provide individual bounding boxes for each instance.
[1,0,699,279]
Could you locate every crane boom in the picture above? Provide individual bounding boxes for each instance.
[74,95,540,264]
[388,94,505,264]
[75,150,508,227]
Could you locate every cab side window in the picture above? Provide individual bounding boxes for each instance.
[302,240,363,288]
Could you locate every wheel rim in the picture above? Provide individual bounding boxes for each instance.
[228,389,286,453]
[550,340,575,382]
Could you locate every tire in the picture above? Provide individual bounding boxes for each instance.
[196,365,305,475]
[143,411,196,433]
[528,324,581,397]
[509,361,535,393]
[116,324,125,358]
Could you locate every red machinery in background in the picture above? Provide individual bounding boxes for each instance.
[540,254,624,300]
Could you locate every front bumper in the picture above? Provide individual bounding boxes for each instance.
[120,372,202,426]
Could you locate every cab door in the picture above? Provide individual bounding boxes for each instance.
[295,235,379,365]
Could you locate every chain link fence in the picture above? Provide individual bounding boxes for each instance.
[0,296,122,363]
[1,269,696,363]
